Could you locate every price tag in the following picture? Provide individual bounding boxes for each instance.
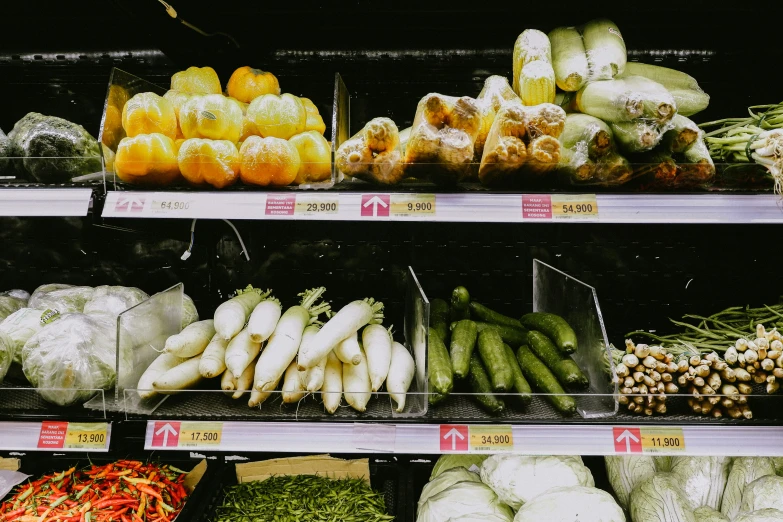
[640,428,685,453]
[64,423,109,450]
[551,194,598,219]
[295,195,339,216]
[150,198,194,215]
[178,422,223,447]
[468,425,514,452]
[390,194,436,217]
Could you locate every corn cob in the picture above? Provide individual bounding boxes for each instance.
[559,113,614,159]
[663,115,700,153]
[621,62,701,91]
[527,135,561,173]
[518,60,556,106]
[610,121,663,153]
[549,26,589,92]
[582,18,627,80]
[363,117,400,153]
[475,75,520,157]
[512,29,551,94]
[521,103,566,139]
[679,136,716,182]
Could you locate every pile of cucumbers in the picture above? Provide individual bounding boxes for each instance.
[428,286,589,416]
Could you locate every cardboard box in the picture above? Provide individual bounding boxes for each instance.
[235,454,370,484]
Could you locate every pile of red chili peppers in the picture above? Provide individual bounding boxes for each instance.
[0,461,189,522]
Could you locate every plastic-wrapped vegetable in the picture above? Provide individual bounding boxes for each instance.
[772,458,783,476]
[721,458,776,520]
[513,486,625,522]
[735,510,783,522]
[21,313,127,406]
[480,454,594,510]
[695,507,730,522]
[610,121,665,153]
[679,136,716,183]
[582,19,627,80]
[335,117,405,185]
[83,286,150,319]
[182,294,199,328]
[549,27,589,92]
[430,455,488,478]
[418,467,481,509]
[740,476,783,513]
[0,332,13,382]
[664,115,701,153]
[620,62,710,117]
[0,308,46,365]
[630,473,696,522]
[605,455,657,510]
[28,284,94,313]
[560,114,614,159]
[671,457,730,511]
[475,76,520,157]
[417,481,514,522]
[0,294,27,322]
[576,76,675,123]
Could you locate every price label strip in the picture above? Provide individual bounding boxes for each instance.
[178,422,223,448]
[551,194,598,220]
[640,427,686,453]
[63,423,110,450]
[390,194,436,217]
[468,425,514,452]
[295,195,339,216]
[150,198,194,215]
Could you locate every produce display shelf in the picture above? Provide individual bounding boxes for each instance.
[0,421,111,452]
[0,187,93,217]
[101,191,783,223]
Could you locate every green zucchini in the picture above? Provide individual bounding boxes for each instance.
[469,302,523,329]
[450,286,470,321]
[473,322,528,347]
[468,353,505,414]
[428,327,453,403]
[430,298,450,344]
[516,345,577,415]
[449,319,478,379]
[527,330,589,390]
[503,343,532,406]
[520,312,578,354]
[477,328,513,392]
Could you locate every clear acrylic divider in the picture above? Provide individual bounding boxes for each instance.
[393,266,429,418]
[532,259,617,419]
[116,283,184,414]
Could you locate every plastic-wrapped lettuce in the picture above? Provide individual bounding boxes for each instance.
[182,294,199,328]
[21,313,127,406]
[28,284,94,313]
[513,486,624,522]
[740,476,783,513]
[83,286,149,319]
[605,455,657,510]
[417,481,514,522]
[630,473,696,522]
[0,308,46,366]
[735,510,783,522]
[418,467,481,510]
[721,458,776,520]
[0,293,27,322]
[671,456,730,511]
[695,507,730,522]
[772,458,783,476]
[430,455,489,479]
[0,331,13,383]
[480,455,594,510]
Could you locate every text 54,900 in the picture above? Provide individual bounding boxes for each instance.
[561,203,593,214]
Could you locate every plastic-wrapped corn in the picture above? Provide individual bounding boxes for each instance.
[663,114,700,153]
[512,29,556,105]
[522,103,566,139]
[576,76,675,124]
[475,76,520,158]
[512,30,552,93]
[549,27,589,92]
[559,113,613,159]
[680,136,715,183]
[335,117,405,184]
[593,152,633,185]
[620,62,710,117]
[582,19,627,80]
[527,135,561,173]
[610,121,665,153]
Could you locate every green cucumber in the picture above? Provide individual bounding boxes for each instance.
[503,343,532,406]
[469,302,524,329]
[527,331,589,390]
[473,322,528,347]
[450,286,470,321]
[468,353,505,414]
[449,319,478,379]
[430,298,450,344]
[428,327,453,403]
[520,312,578,354]
[516,345,577,415]
[477,328,513,392]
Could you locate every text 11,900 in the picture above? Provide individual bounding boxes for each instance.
[650,437,680,447]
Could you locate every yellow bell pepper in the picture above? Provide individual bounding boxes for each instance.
[300,97,327,135]
[247,93,306,140]
[102,84,130,149]
[171,66,222,95]
[180,94,243,143]
[226,66,281,103]
[114,133,180,185]
[122,92,178,139]
[289,131,331,184]
[178,138,240,189]
[163,90,194,139]
[239,136,300,186]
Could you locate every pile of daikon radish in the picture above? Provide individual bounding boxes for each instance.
[137,286,416,413]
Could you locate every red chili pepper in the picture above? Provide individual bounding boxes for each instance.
[92,500,138,510]
[135,487,161,502]
[5,507,27,519]
[49,483,64,496]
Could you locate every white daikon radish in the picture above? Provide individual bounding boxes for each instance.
[153,355,203,393]
[322,350,343,414]
[137,353,187,400]
[343,348,372,412]
[305,354,328,392]
[232,354,257,400]
[164,320,215,358]
[253,287,330,393]
[247,381,279,408]
[387,341,415,412]
[224,328,261,377]
[247,297,282,343]
[221,368,236,397]
[334,332,362,366]
[363,324,393,391]
[298,298,384,370]
[282,360,307,403]
[199,334,229,378]
[214,286,269,340]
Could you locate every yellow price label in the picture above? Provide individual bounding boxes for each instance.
[469,425,514,452]
[551,194,598,219]
[641,428,685,453]
[178,422,223,447]
[64,423,109,450]
[390,194,436,216]
[295,195,339,216]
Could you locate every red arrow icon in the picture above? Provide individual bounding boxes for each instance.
[613,427,642,453]
[361,194,390,217]
[440,424,468,452]
[151,422,180,447]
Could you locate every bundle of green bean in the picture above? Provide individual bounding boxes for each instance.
[215,475,394,522]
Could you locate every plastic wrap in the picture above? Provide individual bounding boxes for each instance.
[0,293,26,322]
[121,92,178,139]
[475,76,520,158]
[671,456,730,511]
[83,285,150,319]
[577,76,676,124]
[180,94,243,142]
[405,93,482,184]
[0,308,46,366]
[630,473,696,522]
[549,19,626,91]
[512,30,556,106]
[0,332,12,383]
[182,294,199,328]
[28,284,94,313]
[335,117,405,184]
[610,120,666,153]
[417,481,514,522]
[21,313,127,406]
[513,486,625,522]
[620,62,710,117]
